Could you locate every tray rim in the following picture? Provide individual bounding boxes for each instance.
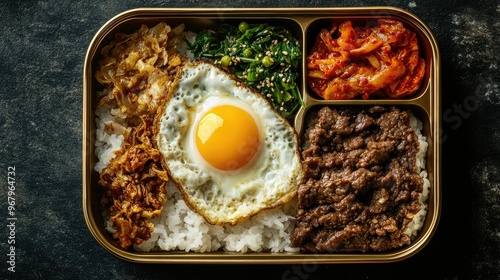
[82,6,441,264]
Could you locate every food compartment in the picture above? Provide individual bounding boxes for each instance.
[84,12,307,260]
[303,16,433,102]
[294,103,436,255]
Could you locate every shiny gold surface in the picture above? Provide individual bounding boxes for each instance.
[83,7,441,263]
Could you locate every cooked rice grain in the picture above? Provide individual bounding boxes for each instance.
[94,103,124,173]
[404,113,430,239]
[134,182,299,253]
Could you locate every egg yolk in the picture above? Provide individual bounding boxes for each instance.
[195,105,261,171]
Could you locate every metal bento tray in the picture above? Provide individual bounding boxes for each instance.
[82,7,441,264]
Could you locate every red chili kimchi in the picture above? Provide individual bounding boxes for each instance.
[307,19,425,100]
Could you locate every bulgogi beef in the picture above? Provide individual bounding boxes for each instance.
[290,106,426,252]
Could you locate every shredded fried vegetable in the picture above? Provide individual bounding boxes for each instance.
[307,19,425,100]
[95,22,187,122]
[99,115,168,249]
[94,22,187,249]
[187,22,303,119]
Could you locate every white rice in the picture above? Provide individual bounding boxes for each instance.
[93,102,124,173]
[404,113,431,239]
[134,182,299,253]
[94,104,299,253]
[94,29,300,253]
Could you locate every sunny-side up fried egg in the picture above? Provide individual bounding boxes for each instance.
[156,61,303,226]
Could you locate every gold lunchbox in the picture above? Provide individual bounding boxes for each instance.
[83,7,441,264]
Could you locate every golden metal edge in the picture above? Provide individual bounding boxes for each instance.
[82,6,441,264]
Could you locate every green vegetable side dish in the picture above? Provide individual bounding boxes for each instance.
[187,22,303,119]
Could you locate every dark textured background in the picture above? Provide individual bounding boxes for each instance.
[1,0,499,279]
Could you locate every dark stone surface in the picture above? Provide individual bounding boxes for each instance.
[0,0,499,279]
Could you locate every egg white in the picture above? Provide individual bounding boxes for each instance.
[157,61,303,225]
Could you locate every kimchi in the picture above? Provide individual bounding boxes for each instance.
[307,19,425,100]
